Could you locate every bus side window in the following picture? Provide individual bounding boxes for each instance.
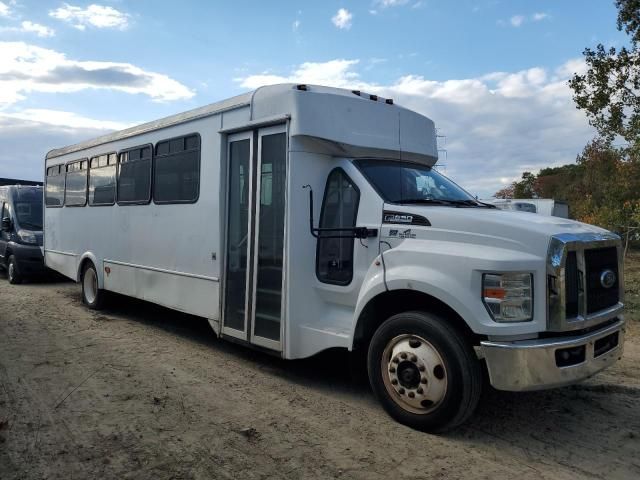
[154,134,200,204]
[118,146,152,205]
[45,165,65,207]
[316,168,360,285]
[65,160,88,207]
[89,153,117,206]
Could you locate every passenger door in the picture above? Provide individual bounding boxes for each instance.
[222,125,287,352]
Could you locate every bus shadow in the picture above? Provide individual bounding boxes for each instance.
[97,292,639,448]
[98,291,369,397]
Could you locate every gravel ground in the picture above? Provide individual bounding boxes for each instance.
[1,272,639,480]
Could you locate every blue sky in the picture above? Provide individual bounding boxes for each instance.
[0,1,628,196]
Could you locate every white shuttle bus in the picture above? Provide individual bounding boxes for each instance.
[44,84,625,432]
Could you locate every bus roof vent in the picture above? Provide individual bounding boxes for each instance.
[296,84,308,91]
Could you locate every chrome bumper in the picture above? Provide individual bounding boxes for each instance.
[480,319,625,391]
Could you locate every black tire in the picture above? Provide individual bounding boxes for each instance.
[7,255,23,285]
[81,262,106,310]
[367,311,482,433]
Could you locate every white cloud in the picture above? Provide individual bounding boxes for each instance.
[49,3,129,30]
[0,1,10,17]
[237,59,360,89]
[0,109,131,130]
[510,15,525,27]
[332,8,352,30]
[0,41,194,106]
[502,12,550,27]
[0,114,125,181]
[554,58,587,79]
[377,0,410,7]
[20,21,56,38]
[236,58,596,197]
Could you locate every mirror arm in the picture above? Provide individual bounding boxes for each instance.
[302,185,377,240]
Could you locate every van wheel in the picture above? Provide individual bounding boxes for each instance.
[81,262,105,310]
[367,311,482,433]
[7,255,22,284]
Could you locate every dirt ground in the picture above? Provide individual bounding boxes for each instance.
[1,258,639,480]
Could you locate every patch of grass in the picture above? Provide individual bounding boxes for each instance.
[624,251,640,324]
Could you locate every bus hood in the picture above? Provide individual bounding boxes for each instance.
[381,206,611,258]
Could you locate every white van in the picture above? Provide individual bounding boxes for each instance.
[44,84,624,432]
[489,198,570,218]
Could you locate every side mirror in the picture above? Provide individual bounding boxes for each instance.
[1,217,11,232]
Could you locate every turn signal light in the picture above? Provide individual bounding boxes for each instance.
[483,287,506,300]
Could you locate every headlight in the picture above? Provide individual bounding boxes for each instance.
[483,273,533,322]
[17,230,37,244]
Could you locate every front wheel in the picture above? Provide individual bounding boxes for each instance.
[7,255,23,284]
[81,262,106,310]
[367,311,482,433]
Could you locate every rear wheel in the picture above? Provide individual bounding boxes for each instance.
[7,255,22,284]
[81,262,105,310]
[367,311,482,433]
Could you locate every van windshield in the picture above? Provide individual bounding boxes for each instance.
[12,190,43,230]
[355,159,480,205]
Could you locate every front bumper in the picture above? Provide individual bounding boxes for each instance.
[11,242,47,276]
[480,319,624,391]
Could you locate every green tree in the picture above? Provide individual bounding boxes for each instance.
[569,0,640,148]
[512,172,538,198]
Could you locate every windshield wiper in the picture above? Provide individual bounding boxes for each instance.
[396,198,494,208]
[444,199,497,208]
[396,198,453,205]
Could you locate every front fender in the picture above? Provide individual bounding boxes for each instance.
[350,255,476,350]
[351,239,547,346]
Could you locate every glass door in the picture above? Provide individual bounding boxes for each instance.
[222,126,287,351]
[251,126,287,349]
[222,132,253,340]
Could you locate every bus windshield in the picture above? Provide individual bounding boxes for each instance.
[13,190,43,230]
[355,159,478,205]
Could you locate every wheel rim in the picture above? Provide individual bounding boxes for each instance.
[8,262,15,281]
[84,268,98,304]
[381,334,448,415]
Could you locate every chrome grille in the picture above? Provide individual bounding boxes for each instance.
[547,232,623,332]
[565,251,579,318]
[585,247,619,313]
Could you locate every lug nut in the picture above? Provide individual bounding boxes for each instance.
[410,355,417,362]
[417,387,423,394]
[408,392,415,398]
[419,365,425,372]
[420,378,427,384]
[400,353,407,360]
[389,367,396,373]
[392,357,399,364]
[399,388,405,394]
[391,379,398,385]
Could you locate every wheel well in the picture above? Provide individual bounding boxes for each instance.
[353,290,481,354]
[78,257,95,282]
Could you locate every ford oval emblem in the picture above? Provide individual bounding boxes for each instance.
[600,269,616,289]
